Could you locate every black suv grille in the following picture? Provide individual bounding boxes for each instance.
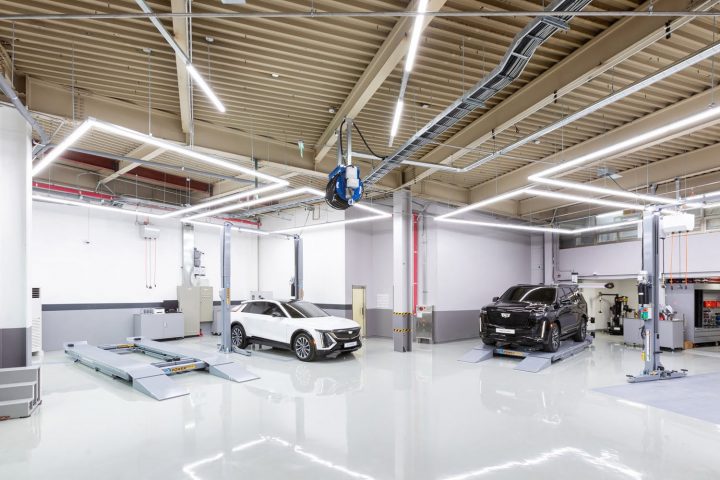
[332,328,360,341]
[488,311,533,329]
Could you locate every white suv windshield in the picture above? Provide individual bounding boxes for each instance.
[283,301,329,318]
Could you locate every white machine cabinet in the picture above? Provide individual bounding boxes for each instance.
[133,313,185,340]
[623,318,684,350]
[177,286,213,336]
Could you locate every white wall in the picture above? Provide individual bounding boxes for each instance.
[259,206,347,304]
[32,202,259,304]
[558,230,720,280]
[427,206,533,311]
[558,240,642,278]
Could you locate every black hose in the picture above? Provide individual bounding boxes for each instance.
[353,123,386,160]
[338,119,346,159]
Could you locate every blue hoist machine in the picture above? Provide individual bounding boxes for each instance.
[326,118,365,210]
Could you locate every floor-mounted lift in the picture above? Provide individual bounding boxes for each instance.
[65,223,259,400]
[626,210,688,383]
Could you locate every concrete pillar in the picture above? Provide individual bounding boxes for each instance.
[392,190,412,352]
[0,106,32,367]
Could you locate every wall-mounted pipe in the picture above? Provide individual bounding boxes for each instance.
[0,74,50,146]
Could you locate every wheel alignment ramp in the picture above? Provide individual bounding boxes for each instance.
[458,338,593,373]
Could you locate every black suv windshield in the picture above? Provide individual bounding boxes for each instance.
[500,286,556,305]
[283,301,329,318]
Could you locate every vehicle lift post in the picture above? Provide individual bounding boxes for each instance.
[627,210,687,383]
[219,222,233,353]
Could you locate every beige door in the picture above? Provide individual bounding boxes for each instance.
[352,286,366,336]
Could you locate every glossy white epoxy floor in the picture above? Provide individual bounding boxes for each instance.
[2,333,720,479]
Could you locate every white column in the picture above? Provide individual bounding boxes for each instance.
[0,106,32,367]
[392,190,412,352]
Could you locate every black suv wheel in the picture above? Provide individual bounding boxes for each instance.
[544,322,560,353]
[573,319,587,342]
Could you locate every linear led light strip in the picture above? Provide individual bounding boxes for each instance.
[32,194,270,236]
[530,104,720,180]
[134,0,225,113]
[436,187,645,221]
[402,39,720,172]
[389,0,429,143]
[529,177,680,206]
[271,202,391,234]
[437,217,642,236]
[184,187,326,221]
[31,118,289,218]
[437,104,720,222]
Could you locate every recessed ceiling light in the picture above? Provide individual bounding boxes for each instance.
[328,107,336,114]
[271,72,280,78]
[420,103,430,109]
[533,139,541,145]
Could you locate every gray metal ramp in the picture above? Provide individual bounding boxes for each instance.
[65,341,189,401]
[458,338,593,372]
[128,337,259,384]
[458,345,495,363]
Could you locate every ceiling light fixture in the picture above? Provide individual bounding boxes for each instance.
[33,118,286,185]
[390,99,404,140]
[32,194,164,218]
[164,184,286,218]
[32,120,95,176]
[531,104,720,179]
[405,0,429,73]
[271,203,390,234]
[436,188,530,220]
[523,188,646,211]
[184,187,325,221]
[435,216,643,236]
[531,177,680,206]
[135,0,225,113]
[271,72,280,78]
[436,217,569,234]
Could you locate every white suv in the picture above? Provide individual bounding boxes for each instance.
[230,300,362,361]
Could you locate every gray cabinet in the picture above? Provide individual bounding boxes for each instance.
[133,313,185,340]
[623,317,684,350]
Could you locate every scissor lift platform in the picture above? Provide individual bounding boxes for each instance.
[458,337,593,373]
[64,337,258,400]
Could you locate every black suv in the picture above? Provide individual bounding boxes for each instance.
[479,284,588,352]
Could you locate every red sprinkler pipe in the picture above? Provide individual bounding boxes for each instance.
[33,181,115,201]
[219,217,261,227]
[413,213,419,315]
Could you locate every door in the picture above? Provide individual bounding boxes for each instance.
[558,287,578,333]
[352,286,367,337]
[258,301,289,343]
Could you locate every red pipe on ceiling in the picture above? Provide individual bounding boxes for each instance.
[33,182,115,201]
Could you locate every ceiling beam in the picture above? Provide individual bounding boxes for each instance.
[25,76,404,191]
[398,0,718,188]
[58,149,211,192]
[467,85,720,217]
[519,141,720,217]
[170,0,191,134]
[313,0,447,164]
[97,144,165,185]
